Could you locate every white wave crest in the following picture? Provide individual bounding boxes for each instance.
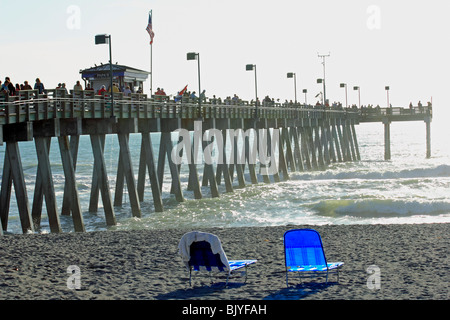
[294,164,450,181]
[311,199,450,218]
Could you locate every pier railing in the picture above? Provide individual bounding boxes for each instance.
[358,105,432,122]
[0,90,432,126]
[0,90,374,125]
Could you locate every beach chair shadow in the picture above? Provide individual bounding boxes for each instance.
[284,229,344,287]
[263,281,337,300]
[178,231,257,287]
[155,281,246,300]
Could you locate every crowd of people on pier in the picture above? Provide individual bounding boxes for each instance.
[1,76,37,95]
[1,76,431,113]
[1,76,76,96]
[0,76,145,97]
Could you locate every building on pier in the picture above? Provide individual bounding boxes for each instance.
[80,63,149,93]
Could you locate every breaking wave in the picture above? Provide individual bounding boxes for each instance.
[294,164,450,181]
[310,199,450,218]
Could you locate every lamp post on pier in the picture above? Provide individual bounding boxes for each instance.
[246,64,258,118]
[385,86,390,108]
[287,72,297,104]
[316,78,324,104]
[187,52,202,119]
[302,89,308,105]
[340,83,348,108]
[95,34,114,117]
[318,52,330,104]
[353,86,361,108]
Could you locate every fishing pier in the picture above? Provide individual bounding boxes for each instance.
[0,90,432,234]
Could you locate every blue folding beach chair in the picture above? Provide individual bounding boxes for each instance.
[178,231,257,286]
[284,229,344,286]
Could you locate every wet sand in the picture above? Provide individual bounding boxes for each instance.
[0,223,448,301]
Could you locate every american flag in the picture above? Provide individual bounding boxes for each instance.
[146,12,154,45]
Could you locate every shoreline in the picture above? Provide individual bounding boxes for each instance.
[0,223,448,300]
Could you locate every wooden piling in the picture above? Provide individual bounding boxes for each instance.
[228,128,247,188]
[201,133,220,198]
[331,121,343,162]
[267,126,281,182]
[89,134,105,212]
[90,134,116,226]
[256,126,271,184]
[351,123,361,161]
[321,125,331,165]
[34,137,61,233]
[283,127,296,172]
[157,131,184,202]
[300,127,312,170]
[3,142,34,233]
[347,121,357,161]
[425,118,431,159]
[245,132,258,185]
[218,129,234,192]
[116,132,141,217]
[140,132,164,211]
[325,122,337,163]
[61,135,80,216]
[383,119,391,161]
[31,137,50,228]
[337,123,348,161]
[291,126,304,172]
[307,127,318,170]
[278,127,290,181]
[314,126,325,169]
[58,135,85,232]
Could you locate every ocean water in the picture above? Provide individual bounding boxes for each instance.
[1,120,449,234]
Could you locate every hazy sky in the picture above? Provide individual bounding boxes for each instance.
[1,0,449,125]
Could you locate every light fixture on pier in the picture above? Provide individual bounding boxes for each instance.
[385,86,390,108]
[318,52,330,104]
[353,86,361,108]
[302,89,308,105]
[340,83,348,108]
[316,79,324,104]
[95,34,114,117]
[246,64,258,118]
[187,52,202,119]
[287,72,297,104]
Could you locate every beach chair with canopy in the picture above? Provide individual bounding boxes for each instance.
[178,231,257,286]
[284,229,344,286]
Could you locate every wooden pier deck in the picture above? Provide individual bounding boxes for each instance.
[0,90,432,234]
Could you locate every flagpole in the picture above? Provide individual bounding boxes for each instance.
[149,10,153,96]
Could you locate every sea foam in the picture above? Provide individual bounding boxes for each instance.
[293,164,450,181]
[311,199,450,218]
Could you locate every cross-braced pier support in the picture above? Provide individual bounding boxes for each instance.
[0,91,429,234]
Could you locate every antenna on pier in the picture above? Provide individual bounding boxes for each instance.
[318,52,330,103]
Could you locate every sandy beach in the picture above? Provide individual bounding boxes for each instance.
[0,223,448,302]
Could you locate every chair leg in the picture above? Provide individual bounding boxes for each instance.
[285,269,289,287]
[189,269,192,286]
[244,265,248,284]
